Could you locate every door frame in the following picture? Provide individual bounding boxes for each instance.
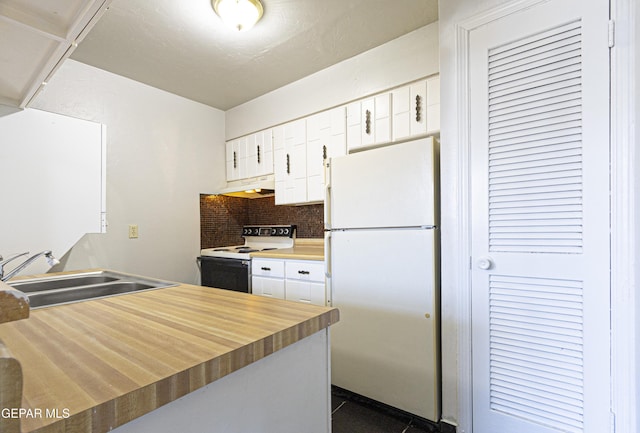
[451,0,637,432]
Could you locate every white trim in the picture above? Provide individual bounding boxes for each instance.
[453,4,552,431]
[610,1,638,433]
[453,20,473,433]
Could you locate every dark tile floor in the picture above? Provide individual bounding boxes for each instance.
[331,386,440,433]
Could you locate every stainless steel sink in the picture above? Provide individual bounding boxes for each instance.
[7,270,178,308]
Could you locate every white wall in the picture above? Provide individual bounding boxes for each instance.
[226,23,439,139]
[31,60,225,284]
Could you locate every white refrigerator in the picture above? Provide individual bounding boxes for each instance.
[325,137,439,422]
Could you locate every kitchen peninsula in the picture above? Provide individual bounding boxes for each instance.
[0,271,339,433]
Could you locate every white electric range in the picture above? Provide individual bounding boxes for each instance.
[199,225,296,292]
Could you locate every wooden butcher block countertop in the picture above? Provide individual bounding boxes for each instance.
[0,270,339,433]
[251,238,324,261]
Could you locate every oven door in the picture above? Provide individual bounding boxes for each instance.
[199,256,251,293]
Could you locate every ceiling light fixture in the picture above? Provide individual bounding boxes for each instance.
[212,0,264,32]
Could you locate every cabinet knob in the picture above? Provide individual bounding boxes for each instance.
[322,145,327,160]
[298,270,310,275]
[261,267,271,271]
[286,154,291,174]
[233,151,237,169]
[415,95,422,122]
[257,145,261,164]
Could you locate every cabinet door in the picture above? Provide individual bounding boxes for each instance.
[425,76,440,134]
[374,93,391,144]
[226,139,240,181]
[393,80,431,140]
[256,129,274,176]
[245,133,258,179]
[275,119,307,205]
[273,125,287,204]
[226,137,247,181]
[285,280,325,306]
[346,101,362,151]
[252,276,285,299]
[236,136,248,179]
[306,107,346,203]
[392,85,412,141]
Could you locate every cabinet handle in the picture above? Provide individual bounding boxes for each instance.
[233,151,237,169]
[261,266,271,271]
[365,110,372,135]
[257,145,261,164]
[322,145,327,160]
[286,154,291,174]
[415,95,422,122]
[298,270,310,275]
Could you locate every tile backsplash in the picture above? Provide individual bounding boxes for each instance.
[200,194,324,248]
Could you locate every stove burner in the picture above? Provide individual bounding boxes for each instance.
[213,248,231,252]
[261,248,277,251]
[237,248,259,253]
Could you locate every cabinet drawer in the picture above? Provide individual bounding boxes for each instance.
[285,260,324,282]
[252,259,285,278]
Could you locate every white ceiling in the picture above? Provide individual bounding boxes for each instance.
[69,0,439,110]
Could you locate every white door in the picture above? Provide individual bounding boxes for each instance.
[469,1,610,433]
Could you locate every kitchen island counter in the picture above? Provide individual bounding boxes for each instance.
[0,270,339,433]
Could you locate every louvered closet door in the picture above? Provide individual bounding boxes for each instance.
[469,1,610,432]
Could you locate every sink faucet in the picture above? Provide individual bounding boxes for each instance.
[0,250,60,282]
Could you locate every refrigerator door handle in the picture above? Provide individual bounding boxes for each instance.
[324,163,332,230]
[324,231,332,306]
[324,231,332,279]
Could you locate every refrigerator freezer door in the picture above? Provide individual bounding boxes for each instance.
[329,228,439,421]
[328,137,435,229]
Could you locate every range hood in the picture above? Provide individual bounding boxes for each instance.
[215,175,275,199]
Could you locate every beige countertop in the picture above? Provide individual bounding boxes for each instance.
[0,269,338,433]
[250,238,324,261]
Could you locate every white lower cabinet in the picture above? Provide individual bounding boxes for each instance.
[251,258,325,305]
[284,260,326,305]
[251,258,285,299]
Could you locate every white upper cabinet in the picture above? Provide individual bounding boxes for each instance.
[425,76,440,134]
[392,76,440,141]
[306,106,347,203]
[246,129,274,178]
[225,129,274,182]
[274,119,307,205]
[347,93,392,152]
[225,139,241,181]
[228,75,440,204]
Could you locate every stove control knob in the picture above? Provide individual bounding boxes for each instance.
[271,228,277,235]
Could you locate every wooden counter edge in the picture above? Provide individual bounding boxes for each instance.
[28,305,339,433]
[0,339,23,433]
[0,281,29,324]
